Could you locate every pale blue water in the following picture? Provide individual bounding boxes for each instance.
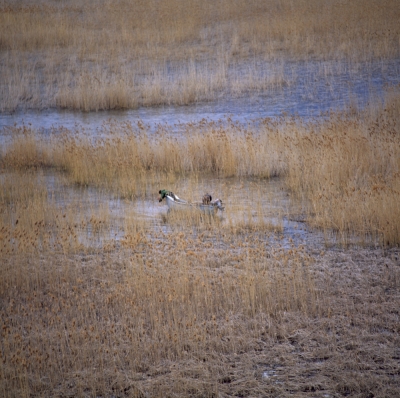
[0,59,398,136]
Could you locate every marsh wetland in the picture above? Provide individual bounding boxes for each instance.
[1,1,400,397]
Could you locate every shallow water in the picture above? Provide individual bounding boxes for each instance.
[0,58,398,136]
[38,172,327,251]
[1,59,397,250]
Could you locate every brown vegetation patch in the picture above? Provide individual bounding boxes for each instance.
[0,0,399,111]
[1,241,399,397]
[2,99,399,245]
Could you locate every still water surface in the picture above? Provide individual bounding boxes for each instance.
[1,59,399,133]
[41,172,328,250]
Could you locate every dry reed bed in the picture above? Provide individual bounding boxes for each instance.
[2,101,400,245]
[1,237,399,396]
[0,170,121,257]
[283,112,400,246]
[0,198,322,396]
[1,0,399,111]
[1,117,400,396]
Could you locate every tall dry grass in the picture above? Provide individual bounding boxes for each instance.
[0,171,325,396]
[0,169,119,256]
[281,100,400,246]
[0,0,399,111]
[1,119,286,190]
[2,93,400,245]
[1,216,399,396]
[1,119,400,397]
[0,224,322,397]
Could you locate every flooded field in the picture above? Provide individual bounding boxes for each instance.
[1,170,324,251]
[1,57,399,136]
[1,87,400,398]
[1,57,398,250]
[1,0,400,396]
